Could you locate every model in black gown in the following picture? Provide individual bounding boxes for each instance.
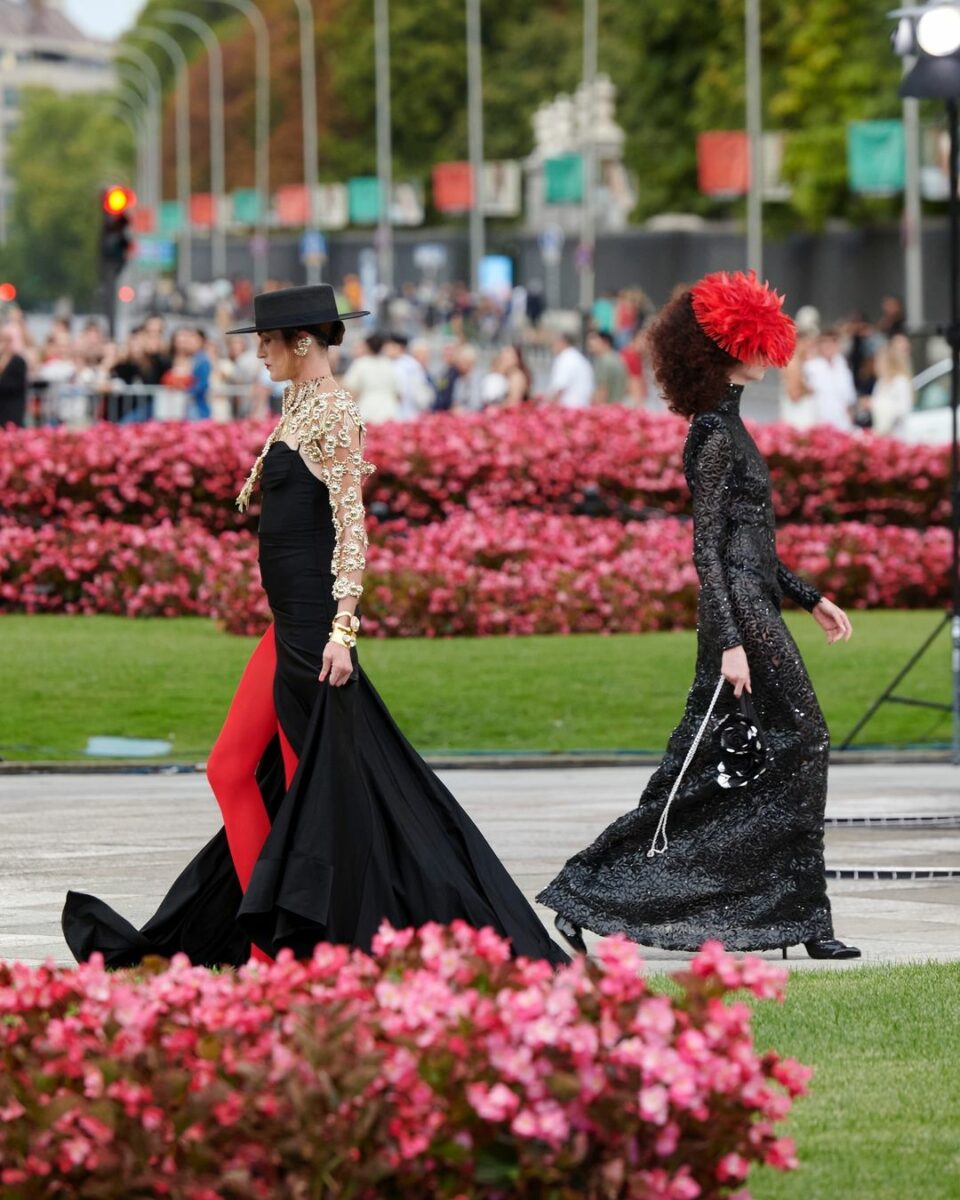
[63,352,567,968]
[538,273,859,960]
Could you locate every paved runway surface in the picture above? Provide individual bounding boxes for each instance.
[2,763,958,968]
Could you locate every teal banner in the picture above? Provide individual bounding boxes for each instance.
[847,120,905,195]
[545,154,583,204]
[348,176,381,224]
[158,200,183,236]
[231,188,262,225]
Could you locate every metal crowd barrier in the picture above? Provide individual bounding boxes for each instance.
[25,380,264,427]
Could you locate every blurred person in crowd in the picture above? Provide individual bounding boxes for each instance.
[877,294,906,338]
[844,310,877,401]
[587,329,629,405]
[870,336,914,437]
[63,282,566,971]
[453,344,482,410]
[547,330,594,408]
[433,341,460,411]
[218,334,270,418]
[779,330,819,431]
[409,338,437,401]
[107,327,153,418]
[480,344,531,407]
[189,328,213,420]
[0,322,28,426]
[525,280,545,328]
[538,270,858,963]
[343,333,400,423]
[385,333,433,420]
[342,273,364,314]
[806,328,856,431]
[160,327,197,394]
[591,292,616,336]
[620,325,648,405]
[143,315,172,379]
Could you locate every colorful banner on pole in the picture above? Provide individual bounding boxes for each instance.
[231,188,261,225]
[317,184,348,229]
[432,162,473,212]
[348,176,381,224]
[190,194,216,229]
[697,132,749,197]
[276,184,310,226]
[847,120,905,195]
[544,153,583,204]
[158,200,184,236]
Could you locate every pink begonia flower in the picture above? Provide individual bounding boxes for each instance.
[690,940,743,988]
[638,1085,671,1125]
[466,1082,520,1122]
[765,1136,800,1171]
[716,1152,751,1181]
[771,1057,814,1097]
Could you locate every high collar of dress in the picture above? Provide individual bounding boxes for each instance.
[716,384,744,414]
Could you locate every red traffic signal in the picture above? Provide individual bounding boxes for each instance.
[0,282,16,302]
[103,186,136,215]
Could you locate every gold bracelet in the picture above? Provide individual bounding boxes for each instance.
[333,611,360,633]
[329,625,357,650]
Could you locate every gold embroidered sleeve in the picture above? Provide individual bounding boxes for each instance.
[299,394,375,600]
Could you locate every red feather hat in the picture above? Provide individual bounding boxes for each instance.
[689,270,796,368]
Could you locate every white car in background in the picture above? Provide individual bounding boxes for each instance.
[902,359,954,444]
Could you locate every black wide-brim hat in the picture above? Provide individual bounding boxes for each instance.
[226,284,369,334]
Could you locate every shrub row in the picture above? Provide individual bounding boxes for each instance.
[0,923,806,1199]
[0,513,949,637]
[0,410,949,531]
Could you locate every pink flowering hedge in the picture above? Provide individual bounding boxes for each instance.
[0,922,808,1198]
[0,512,950,637]
[0,410,950,530]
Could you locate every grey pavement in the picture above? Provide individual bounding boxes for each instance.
[1,763,958,969]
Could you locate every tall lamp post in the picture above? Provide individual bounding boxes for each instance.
[844,1,960,763]
[113,46,164,228]
[195,0,271,287]
[466,0,485,297]
[152,9,227,280]
[374,0,394,299]
[292,0,321,284]
[113,77,157,211]
[135,26,194,290]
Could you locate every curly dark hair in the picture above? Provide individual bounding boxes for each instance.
[282,320,346,349]
[648,291,739,418]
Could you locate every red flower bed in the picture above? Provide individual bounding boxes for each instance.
[0,923,808,1198]
[0,410,949,531]
[1,513,950,637]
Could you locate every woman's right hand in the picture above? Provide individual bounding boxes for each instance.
[721,645,751,697]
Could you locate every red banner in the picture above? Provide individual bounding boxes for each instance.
[432,162,473,212]
[190,194,216,228]
[276,184,310,226]
[697,132,749,197]
[132,205,156,234]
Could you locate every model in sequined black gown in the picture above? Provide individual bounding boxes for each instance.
[63,380,567,969]
[538,384,839,953]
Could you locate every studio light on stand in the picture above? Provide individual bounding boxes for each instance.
[843,3,960,762]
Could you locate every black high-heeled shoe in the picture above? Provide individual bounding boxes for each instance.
[554,914,587,955]
[781,938,861,960]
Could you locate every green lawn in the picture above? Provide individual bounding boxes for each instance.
[745,963,960,1199]
[0,611,951,761]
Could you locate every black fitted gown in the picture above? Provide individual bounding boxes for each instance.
[537,385,836,952]
[63,392,567,968]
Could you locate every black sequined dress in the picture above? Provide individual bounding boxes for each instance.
[537,385,836,952]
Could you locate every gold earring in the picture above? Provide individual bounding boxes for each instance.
[294,335,311,358]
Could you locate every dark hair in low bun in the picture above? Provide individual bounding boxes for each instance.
[647,291,739,418]
[283,320,346,350]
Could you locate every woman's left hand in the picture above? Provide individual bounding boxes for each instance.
[812,597,853,645]
[319,640,353,687]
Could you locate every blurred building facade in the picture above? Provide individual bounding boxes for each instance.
[0,0,113,243]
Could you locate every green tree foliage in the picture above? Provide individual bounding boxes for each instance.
[0,89,133,307]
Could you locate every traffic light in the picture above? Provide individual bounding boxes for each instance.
[0,282,16,303]
[100,185,136,273]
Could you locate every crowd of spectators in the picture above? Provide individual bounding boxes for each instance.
[0,282,928,438]
[779,295,917,437]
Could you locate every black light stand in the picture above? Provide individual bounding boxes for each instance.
[841,59,960,763]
